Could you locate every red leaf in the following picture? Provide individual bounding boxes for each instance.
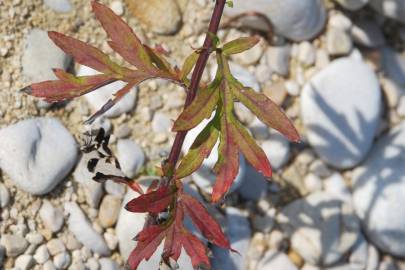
[162,205,184,264]
[125,186,174,214]
[91,1,153,71]
[48,31,130,76]
[232,120,272,177]
[181,194,231,249]
[127,225,165,269]
[180,230,211,269]
[21,72,115,102]
[232,86,300,142]
[212,86,240,203]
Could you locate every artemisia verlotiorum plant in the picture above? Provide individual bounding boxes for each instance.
[21,1,299,269]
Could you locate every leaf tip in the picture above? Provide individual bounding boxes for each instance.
[19,86,32,95]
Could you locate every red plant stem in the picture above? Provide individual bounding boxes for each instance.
[166,0,227,176]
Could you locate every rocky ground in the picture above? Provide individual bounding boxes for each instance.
[0,0,405,269]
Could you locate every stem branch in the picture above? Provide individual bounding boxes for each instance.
[166,0,227,176]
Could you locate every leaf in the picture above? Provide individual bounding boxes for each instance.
[162,205,184,264]
[91,1,153,71]
[125,186,174,214]
[180,52,199,81]
[222,36,260,56]
[144,45,174,75]
[48,31,130,77]
[127,225,165,269]
[212,83,240,203]
[232,86,300,142]
[174,116,220,179]
[180,229,211,269]
[181,194,231,249]
[92,173,144,194]
[21,71,115,102]
[231,119,272,177]
[172,80,220,132]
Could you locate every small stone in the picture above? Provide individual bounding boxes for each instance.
[73,156,104,208]
[397,96,405,117]
[14,254,35,270]
[53,252,71,269]
[285,81,300,96]
[323,173,351,202]
[64,234,82,251]
[22,29,71,82]
[351,19,385,48]
[328,12,352,30]
[34,244,50,264]
[0,234,28,257]
[263,81,288,105]
[99,195,121,228]
[149,95,163,111]
[99,258,119,270]
[232,39,264,65]
[370,0,405,23]
[104,232,118,251]
[326,27,353,56]
[109,1,124,16]
[253,209,276,233]
[125,0,182,34]
[40,201,64,233]
[304,173,322,192]
[26,232,44,245]
[0,118,78,195]
[65,202,110,256]
[309,160,331,178]
[266,45,291,76]
[86,258,99,270]
[44,260,57,270]
[249,117,270,140]
[151,112,171,133]
[114,124,131,139]
[258,250,298,270]
[298,41,316,66]
[0,182,10,208]
[381,47,405,87]
[105,181,126,198]
[117,139,145,178]
[47,239,66,256]
[381,78,401,108]
[44,0,72,12]
[278,192,360,266]
[335,0,368,10]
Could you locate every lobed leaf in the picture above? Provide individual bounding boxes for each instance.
[174,116,220,179]
[162,205,184,264]
[222,36,260,56]
[125,186,174,214]
[127,225,165,269]
[232,86,300,142]
[180,229,210,269]
[21,71,115,102]
[181,194,231,249]
[48,31,129,77]
[92,1,153,71]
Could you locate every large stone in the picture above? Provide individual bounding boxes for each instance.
[0,234,28,257]
[43,0,72,12]
[352,122,405,258]
[278,192,361,266]
[335,0,369,10]
[39,200,64,233]
[381,47,405,88]
[0,118,78,195]
[225,0,326,41]
[125,0,182,35]
[301,57,381,169]
[22,29,71,82]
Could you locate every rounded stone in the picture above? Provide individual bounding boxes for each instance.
[301,57,381,169]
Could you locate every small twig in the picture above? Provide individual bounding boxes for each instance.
[165,0,227,179]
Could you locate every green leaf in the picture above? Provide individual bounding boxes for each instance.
[226,0,234,7]
[222,36,260,56]
[175,115,220,179]
[172,78,220,132]
[232,86,300,142]
[180,52,199,81]
[207,32,220,48]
